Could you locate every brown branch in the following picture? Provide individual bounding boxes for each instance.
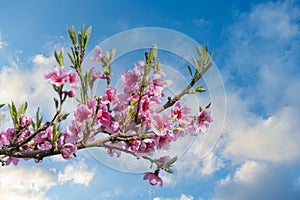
[155,62,212,113]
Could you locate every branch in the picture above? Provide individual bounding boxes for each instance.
[155,62,212,113]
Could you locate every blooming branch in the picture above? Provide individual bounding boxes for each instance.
[0,25,213,186]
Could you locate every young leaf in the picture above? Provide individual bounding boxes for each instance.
[53,98,59,109]
[8,101,18,126]
[166,155,178,166]
[196,45,202,57]
[149,44,158,62]
[83,26,92,49]
[68,26,77,46]
[187,65,193,77]
[0,103,5,109]
[67,52,75,66]
[205,102,211,109]
[163,167,174,174]
[17,102,28,116]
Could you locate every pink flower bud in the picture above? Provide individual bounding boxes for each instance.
[18,114,32,128]
[61,143,77,159]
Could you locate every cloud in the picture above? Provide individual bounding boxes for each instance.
[153,194,195,200]
[223,0,300,114]
[223,104,300,163]
[0,54,56,116]
[0,165,55,200]
[210,0,300,199]
[213,161,300,200]
[0,33,8,49]
[58,160,95,186]
[220,0,300,164]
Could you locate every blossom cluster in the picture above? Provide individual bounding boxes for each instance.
[0,28,213,187]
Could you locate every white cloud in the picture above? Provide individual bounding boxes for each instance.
[0,165,55,200]
[223,105,300,163]
[224,0,300,113]
[210,1,300,199]
[0,54,57,117]
[213,161,300,200]
[153,194,195,200]
[179,194,194,200]
[0,33,8,49]
[58,160,95,186]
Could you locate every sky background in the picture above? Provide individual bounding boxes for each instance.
[0,0,300,199]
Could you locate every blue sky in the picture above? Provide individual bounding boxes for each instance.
[0,0,300,199]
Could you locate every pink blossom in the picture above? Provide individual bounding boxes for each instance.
[87,98,97,110]
[138,139,156,155]
[6,157,19,166]
[96,106,112,127]
[36,141,52,150]
[17,130,31,143]
[74,104,92,124]
[153,132,176,150]
[194,109,213,132]
[125,131,141,153]
[0,131,10,146]
[104,121,120,134]
[5,128,14,141]
[33,126,52,144]
[140,96,156,117]
[18,114,32,128]
[172,102,191,124]
[127,139,141,153]
[101,87,118,105]
[147,71,172,98]
[67,71,77,88]
[143,172,163,186]
[121,65,141,94]
[150,113,172,136]
[44,66,69,87]
[90,46,103,62]
[90,67,107,81]
[67,120,81,136]
[61,143,77,159]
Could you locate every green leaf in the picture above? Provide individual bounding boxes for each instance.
[78,31,83,49]
[109,49,116,60]
[53,98,59,109]
[193,84,206,93]
[61,112,69,120]
[68,26,77,46]
[8,101,18,126]
[149,44,158,62]
[124,103,135,124]
[187,65,193,77]
[17,102,28,116]
[83,26,92,49]
[205,102,211,109]
[199,105,203,112]
[67,52,75,66]
[51,123,60,145]
[192,56,200,73]
[163,167,174,174]
[0,103,5,109]
[196,45,202,57]
[166,155,178,166]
